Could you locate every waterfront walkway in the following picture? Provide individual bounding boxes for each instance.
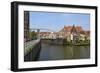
[24,39,40,55]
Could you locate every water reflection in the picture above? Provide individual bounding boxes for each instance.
[38,43,90,61]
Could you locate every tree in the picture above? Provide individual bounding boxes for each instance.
[29,31,37,40]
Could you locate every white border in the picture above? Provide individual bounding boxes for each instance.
[18,5,95,68]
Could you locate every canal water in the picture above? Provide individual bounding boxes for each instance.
[38,41,90,61]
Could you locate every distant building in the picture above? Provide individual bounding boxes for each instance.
[39,32,57,39]
[38,25,90,41]
[70,25,79,42]
[39,32,51,39]
[85,31,90,41]
[24,11,29,42]
[49,32,57,39]
[59,25,90,42]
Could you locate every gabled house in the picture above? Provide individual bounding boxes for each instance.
[70,25,79,42]
[59,25,87,42]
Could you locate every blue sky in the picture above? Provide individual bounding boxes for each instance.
[29,11,90,32]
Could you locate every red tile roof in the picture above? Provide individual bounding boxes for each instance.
[65,26,72,32]
[39,32,51,34]
[76,26,83,32]
[64,26,83,33]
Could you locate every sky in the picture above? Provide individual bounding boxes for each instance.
[29,11,90,32]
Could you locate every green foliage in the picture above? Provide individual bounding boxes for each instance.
[63,39,90,46]
[29,31,37,40]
